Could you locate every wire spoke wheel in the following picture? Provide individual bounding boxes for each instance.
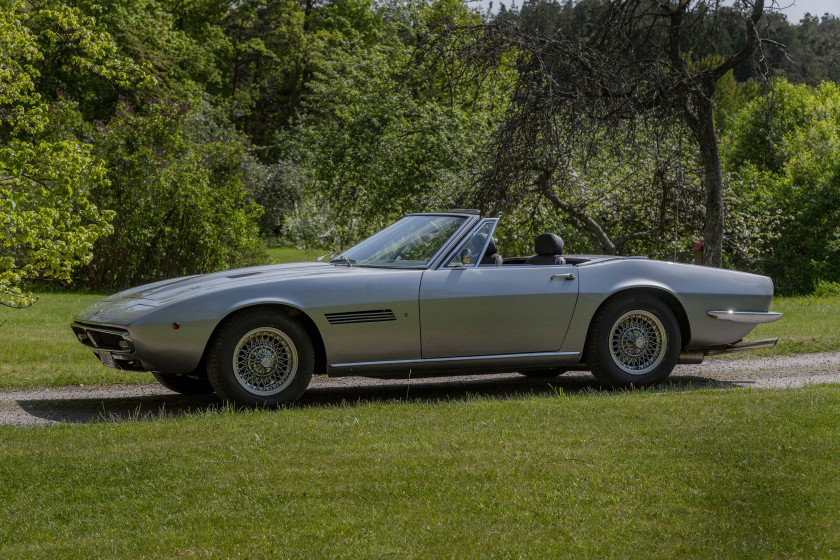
[232,327,298,396]
[608,310,667,375]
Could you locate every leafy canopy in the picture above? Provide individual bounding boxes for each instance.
[81,100,266,290]
[723,80,840,294]
[0,0,143,307]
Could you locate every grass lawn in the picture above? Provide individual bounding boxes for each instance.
[0,288,837,389]
[0,385,838,558]
[0,292,152,389]
[266,246,327,264]
[740,294,840,356]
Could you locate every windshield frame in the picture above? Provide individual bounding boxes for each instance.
[441,218,500,268]
[332,212,480,269]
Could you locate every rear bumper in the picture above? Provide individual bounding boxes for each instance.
[707,311,782,324]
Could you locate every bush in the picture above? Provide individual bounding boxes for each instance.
[79,101,267,290]
[813,280,840,298]
[723,80,840,294]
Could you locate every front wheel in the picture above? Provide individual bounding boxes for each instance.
[584,294,680,387]
[207,311,314,406]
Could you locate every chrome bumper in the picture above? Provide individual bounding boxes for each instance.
[70,322,145,371]
[707,310,782,323]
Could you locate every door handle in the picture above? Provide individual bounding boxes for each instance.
[551,273,576,280]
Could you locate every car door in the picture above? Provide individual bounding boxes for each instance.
[418,220,580,359]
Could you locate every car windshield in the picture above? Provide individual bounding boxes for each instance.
[334,215,467,267]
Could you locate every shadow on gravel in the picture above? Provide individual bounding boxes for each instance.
[12,373,738,425]
[15,393,221,425]
[299,373,738,407]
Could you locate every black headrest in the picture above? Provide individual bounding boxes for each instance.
[535,233,564,256]
[486,237,497,255]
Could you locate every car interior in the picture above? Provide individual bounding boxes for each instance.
[478,232,590,266]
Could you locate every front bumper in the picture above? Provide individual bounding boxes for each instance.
[71,322,146,372]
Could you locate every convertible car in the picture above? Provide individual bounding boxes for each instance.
[72,210,781,405]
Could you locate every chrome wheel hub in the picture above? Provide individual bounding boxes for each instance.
[609,310,667,375]
[232,328,298,396]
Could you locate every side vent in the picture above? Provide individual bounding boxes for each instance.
[325,309,397,325]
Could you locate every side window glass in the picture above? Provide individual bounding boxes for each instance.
[448,222,495,267]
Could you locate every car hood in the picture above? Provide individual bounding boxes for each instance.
[117,262,347,302]
[74,262,355,325]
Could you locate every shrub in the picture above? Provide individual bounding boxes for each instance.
[79,101,266,290]
[723,80,840,294]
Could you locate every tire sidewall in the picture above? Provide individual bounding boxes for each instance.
[587,295,680,386]
[208,311,314,406]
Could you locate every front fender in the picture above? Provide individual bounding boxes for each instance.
[128,290,310,374]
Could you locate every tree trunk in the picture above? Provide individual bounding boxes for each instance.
[695,95,724,268]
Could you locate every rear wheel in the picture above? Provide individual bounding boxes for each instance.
[584,294,680,387]
[207,310,314,406]
[151,371,213,395]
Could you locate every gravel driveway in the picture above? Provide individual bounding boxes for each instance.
[2,351,839,426]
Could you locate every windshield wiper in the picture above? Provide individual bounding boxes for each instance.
[328,255,356,266]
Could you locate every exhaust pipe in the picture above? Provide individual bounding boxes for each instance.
[679,338,779,364]
[678,352,705,364]
[704,338,779,356]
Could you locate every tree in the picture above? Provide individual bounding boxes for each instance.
[427,0,776,266]
[723,80,840,294]
[81,100,266,290]
[285,0,511,247]
[0,0,142,307]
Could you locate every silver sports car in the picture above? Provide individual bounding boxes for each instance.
[72,210,781,405]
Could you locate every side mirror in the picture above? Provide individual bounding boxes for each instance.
[460,248,472,265]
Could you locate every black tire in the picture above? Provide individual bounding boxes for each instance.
[151,371,214,395]
[518,368,568,379]
[207,310,314,406]
[584,294,680,387]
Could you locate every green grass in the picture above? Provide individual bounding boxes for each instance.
[0,386,838,558]
[1,292,837,390]
[740,294,840,356]
[266,246,327,264]
[0,292,152,389]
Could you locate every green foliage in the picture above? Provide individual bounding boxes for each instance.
[0,1,43,135]
[712,71,759,134]
[0,141,113,306]
[723,80,840,293]
[289,0,511,247]
[75,0,220,104]
[81,101,267,290]
[20,0,155,124]
[814,280,840,298]
[0,0,140,307]
[5,0,840,299]
[219,0,306,135]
